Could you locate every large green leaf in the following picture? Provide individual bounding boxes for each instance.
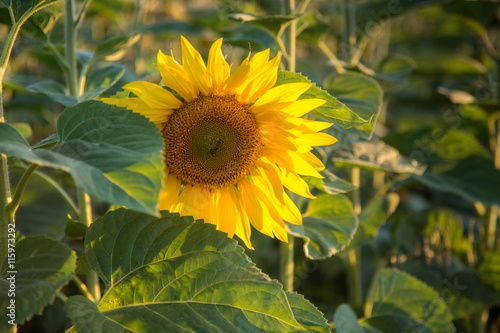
[276,71,368,128]
[304,170,356,195]
[324,71,383,139]
[416,156,500,206]
[0,235,76,330]
[77,208,323,332]
[288,194,358,259]
[26,80,78,106]
[286,292,330,333]
[332,140,425,175]
[362,269,454,333]
[81,65,125,101]
[477,251,500,292]
[0,100,164,215]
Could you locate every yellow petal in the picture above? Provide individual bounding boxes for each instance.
[100,97,171,124]
[173,185,212,222]
[251,82,312,114]
[180,36,211,95]
[224,56,251,93]
[207,38,230,91]
[282,98,326,117]
[299,151,325,171]
[288,118,333,133]
[215,187,237,237]
[228,186,253,249]
[238,54,281,103]
[272,161,315,199]
[296,132,338,149]
[123,81,182,109]
[252,166,302,226]
[239,179,280,238]
[158,170,182,212]
[157,49,198,101]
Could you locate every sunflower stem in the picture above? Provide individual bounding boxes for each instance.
[65,0,100,302]
[5,164,38,220]
[280,236,295,291]
[278,0,297,293]
[347,167,362,315]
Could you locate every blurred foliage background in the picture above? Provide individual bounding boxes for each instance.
[2,0,500,332]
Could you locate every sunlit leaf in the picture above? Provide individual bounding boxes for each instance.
[81,65,125,101]
[91,34,141,63]
[333,140,425,174]
[26,80,78,106]
[0,235,76,330]
[11,122,32,140]
[424,209,472,256]
[288,194,358,259]
[477,251,500,292]
[303,170,356,195]
[276,71,368,128]
[80,208,316,332]
[324,71,383,139]
[0,100,164,216]
[362,269,454,333]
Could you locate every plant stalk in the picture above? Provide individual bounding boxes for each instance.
[5,164,38,220]
[65,0,100,301]
[347,167,362,315]
[279,0,297,292]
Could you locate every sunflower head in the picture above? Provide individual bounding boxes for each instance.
[102,36,337,248]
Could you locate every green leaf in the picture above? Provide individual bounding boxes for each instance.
[333,304,365,333]
[303,170,356,195]
[374,55,416,82]
[26,80,78,106]
[91,34,141,63]
[81,65,125,101]
[288,194,358,260]
[0,235,76,330]
[11,122,32,140]
[0,100,164,216]
[81,208,311,332]
[407,128,490,172]
[416,156,500,206]
[333,140,425,175]
[424,209,472,256]
[65,217,88,237]
[276,71,368,128]
[286,292,330,333]
[229,13,300,37]
[65,296,133,333]
[324,71,383,139]
[362,269,454,333]
[477,251,500,292]
[31,133,58,149]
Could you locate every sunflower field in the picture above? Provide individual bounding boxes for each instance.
[1,0,500,332]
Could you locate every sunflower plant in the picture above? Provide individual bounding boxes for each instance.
[2,0,500,332]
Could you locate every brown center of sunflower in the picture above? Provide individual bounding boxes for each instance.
[162,94,262,190]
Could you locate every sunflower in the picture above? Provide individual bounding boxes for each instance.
[102,36,337,248]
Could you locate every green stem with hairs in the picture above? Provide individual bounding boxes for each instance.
[4,164,38,220]
[279,0,297,292]
[347,167,362,315]
[65,0,100,301]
